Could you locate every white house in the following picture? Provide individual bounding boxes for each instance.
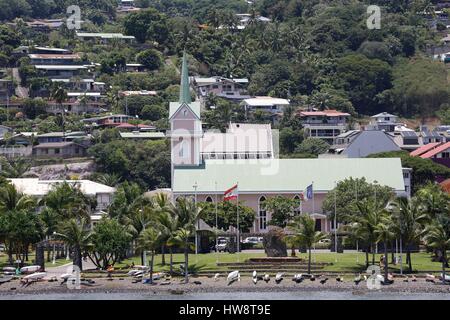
[242,96,290,115]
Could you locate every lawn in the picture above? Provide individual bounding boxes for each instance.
[115,251,447,274]
[0,251,71,269]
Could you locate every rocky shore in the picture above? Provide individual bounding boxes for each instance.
[0,276,449,297]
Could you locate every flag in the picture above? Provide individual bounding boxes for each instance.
[224,184,238,201]
[305,184,313,200]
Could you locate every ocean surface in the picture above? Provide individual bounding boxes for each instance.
[2,291,450,300]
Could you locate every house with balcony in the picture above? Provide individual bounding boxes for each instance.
[81,114,135,129]
[192,76,250,101]
[29,53,83,65]
[241,97,290,117]
[369,112,400,132]
[299,110,351,144]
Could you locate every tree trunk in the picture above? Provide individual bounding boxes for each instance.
[384,242,389,283]
[442,250,447,284]
[161,245,166,266]
[407,249,412,273]
[391,241,395,264]
[169,247,173,276]
[140,251,144,266]
[149,251,154,285]
[308,247,311,275]
[184,244,189,284]
[365,249,369,269]
[372,244,375,265]
[47,248,51,262]
[73,245,83,271]
[291,244,296,257]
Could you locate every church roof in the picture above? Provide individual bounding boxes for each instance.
[179,52,191,105]
[173,158,405,194]
[169,51,199,119]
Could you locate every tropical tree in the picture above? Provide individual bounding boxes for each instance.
[39,208,59,262]
[422,221,450,284]
[50,84,68,132]
[0,157,31,178]
[287,214,326,274]
[157,208,179,274]
[42,182,93,220]
[137,227,162,284]
[171,198,204,283]
[390,197,427,272]
[88,218,131,270]
[352,199,386,266]
[0,183,36,213]
[263,196,301,228]
[376,216,395,281]
[56,218,92,271]
[125,204,156,265]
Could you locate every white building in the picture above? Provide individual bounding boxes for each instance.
[8,179,115,223]
[242,96,290,115]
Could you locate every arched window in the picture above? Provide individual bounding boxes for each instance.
[183,109,188,117]
[205,196,213,203]
[293,195,301,215]
[258,196,267,230]
[179,137,184,157]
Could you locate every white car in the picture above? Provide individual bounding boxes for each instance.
[318,239,331,244]
[242,237,260,244]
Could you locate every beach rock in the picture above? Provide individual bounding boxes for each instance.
[25,161,95,180]
[263,227,287,257]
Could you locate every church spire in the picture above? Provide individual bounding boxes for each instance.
[179,51,192,104]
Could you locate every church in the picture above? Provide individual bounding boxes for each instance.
[169,53,410,234]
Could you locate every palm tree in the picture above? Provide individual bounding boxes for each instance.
[55,218,92,271]
[353,199,385,265]
[137,227,162,284]
[0,157,31,178]
[51,84,68,133]
[157,209,179,274]
[376,216,395,281]
[39,208,59,262]
[94,173,121,187]
[171,198,204,283]
[125,205,155,265]
[288,214,326,274]
[42,182,92,220]
[423,221,450,284]
[0,183,36,213]
[390,197,427,272]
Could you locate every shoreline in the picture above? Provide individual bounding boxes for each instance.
[1,276,450,297]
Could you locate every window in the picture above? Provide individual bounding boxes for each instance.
[205,196,213,203]
[403,172,409,179]
[259,196,267,230]
[405,185,409,193]
[75,148,79,154]
[179,137,184,157]
[54,148,60,154]
[442,152,450,158]
[183,109,188,117]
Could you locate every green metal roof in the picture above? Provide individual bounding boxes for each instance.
[179,52,192,105]
[173,158,405,193]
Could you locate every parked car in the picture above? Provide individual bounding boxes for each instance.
[215,237,228,252]
[0,244,5,252]
[318,239,331,244]
[242,237,260,244]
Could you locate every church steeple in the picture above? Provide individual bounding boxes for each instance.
[179,51,192,105]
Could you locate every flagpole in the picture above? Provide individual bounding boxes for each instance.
[312,181,316,263]
[334,180,337,263]
[215,181,218,264]
[236,182,240,263]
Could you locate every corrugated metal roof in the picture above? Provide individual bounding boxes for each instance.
[173,158,405,193]
[420,142,450,158]
[9,178,115,196]
[410,142,441,156]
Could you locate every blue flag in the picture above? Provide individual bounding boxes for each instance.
[305,184,313,200]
